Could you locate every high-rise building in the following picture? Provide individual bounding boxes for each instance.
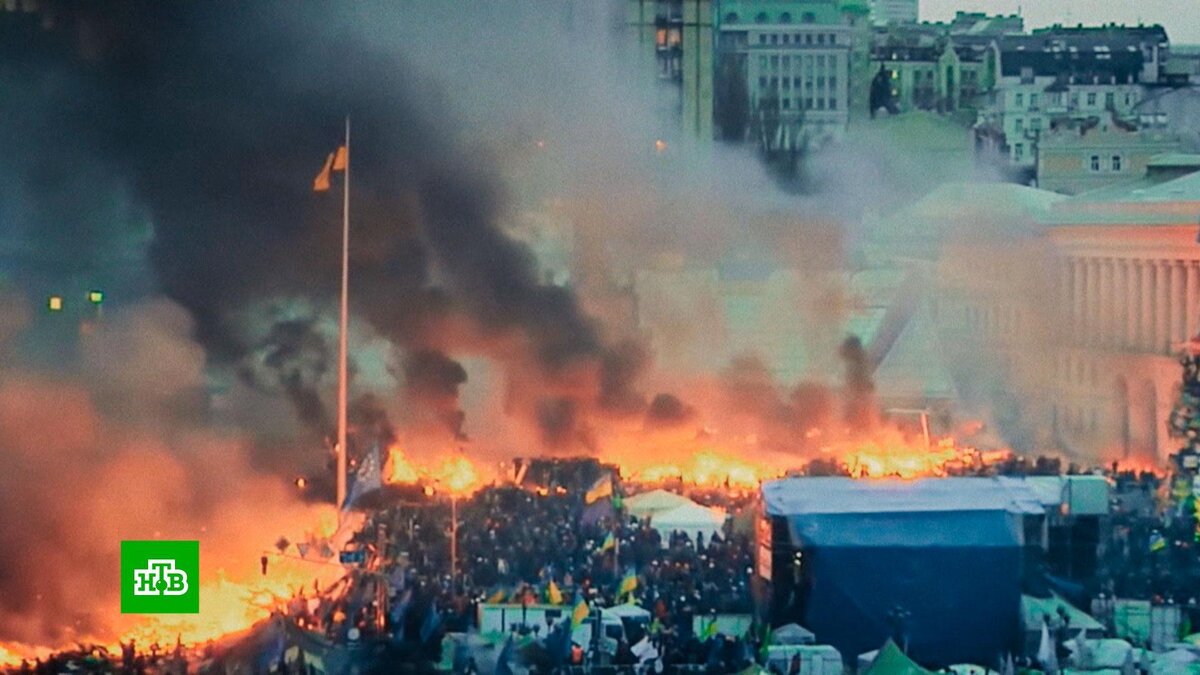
[627,0,715,140]
[717,1,858,147]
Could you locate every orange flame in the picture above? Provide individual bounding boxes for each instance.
[382,444,483,496]
[435,455,481,496]
[383,443,420,484]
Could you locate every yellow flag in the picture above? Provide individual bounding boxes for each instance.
[332,145,348,171]
[547,580,563,605]
[313,152,334,192]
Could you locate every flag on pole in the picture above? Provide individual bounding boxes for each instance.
[547,580,564,605]
[618,569,638,598]
[1149,531,1167,552]
[313,145,348,192]
[343,444,382,510]
[700,616,719,640]
[600,532,616,553]
[586,473,613,504]
[571,595,589,628]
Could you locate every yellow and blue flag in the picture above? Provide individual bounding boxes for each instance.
[618,569,638,597]
[571,596,590,628]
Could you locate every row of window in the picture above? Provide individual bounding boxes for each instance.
[727,11,821,25]
[758,54,841,72]
[1087,154,1124,172]
[757,95,840,111]
[1012,90,1136,110]
[755,32,839,47]
[758,76,839,92]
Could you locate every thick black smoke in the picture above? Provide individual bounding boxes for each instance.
[402,349,468,439]
[0,1,650,447]
[839,335,877,429]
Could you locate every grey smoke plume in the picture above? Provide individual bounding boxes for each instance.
[0,1,657,449]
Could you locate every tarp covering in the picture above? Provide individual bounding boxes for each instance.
[650,502,725,545]
[1021,593,1105,632]
[624,489,693,519]
[862,640,934,675]
[771,623,816,645]
[762,478,1037,666]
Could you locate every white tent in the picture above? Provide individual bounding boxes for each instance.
[603,603,652,621]
[625,489,693,520]
[650,501,726,546]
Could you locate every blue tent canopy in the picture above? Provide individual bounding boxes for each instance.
[761,478,1044,667]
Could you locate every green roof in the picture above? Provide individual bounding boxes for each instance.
[1148,153,1200,169]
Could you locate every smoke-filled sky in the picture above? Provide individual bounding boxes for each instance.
[0,0,1061,648]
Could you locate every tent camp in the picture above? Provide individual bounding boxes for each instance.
[649,501,726,546]
[861,640,934,675]
[771,623,816,646]
[624,489,693,520]
[761,477,1043,666]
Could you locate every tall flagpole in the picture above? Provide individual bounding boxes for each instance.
[336,115,350,526]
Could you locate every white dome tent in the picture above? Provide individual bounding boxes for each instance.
[649,501,726,547]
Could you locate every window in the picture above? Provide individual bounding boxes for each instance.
[805,97,813,109]
[1031,116,1042,130]
[1070,92,1079,107]
[770,55,779,68]
[817,98,825,109]
[793,77,801,88]
[758,34,766,45]
[1015,92,1024,107]
[1015,117,1023,132]
[817,33,825,45]
[755,12,768,23]
[1125,92,1133,106]
[1014,143,1024,161]
[724,12,739,24]
[782,34,790,44]
[1029,93,1038,108]
[829,98,837,110]
[805,33,813,44]
[829,76,837,89]
[782,55,790,68]
[1086,92,1097,106]
[770,34,778,45]
[759,56,767,69]
[782,98,790,109]
[817,76,825,88]
[769,77,778,88]
[1111,155,1122,171]
[782,77,791,90]
[828,33,836,44]
[1089,155,1101,171]
[759,77,767,88]
[801,11,815,23]
[1105,92,1114,108]
[780,12,792,23]
[816,55,825,68]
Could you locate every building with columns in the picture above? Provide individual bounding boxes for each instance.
[1042,168,1200,460]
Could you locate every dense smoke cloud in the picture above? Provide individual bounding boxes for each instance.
[0,300,329,646]
[0,1,668,453]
